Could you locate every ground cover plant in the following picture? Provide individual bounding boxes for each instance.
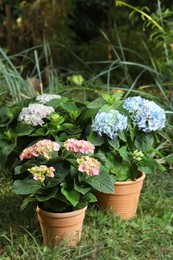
[0,171,172,259]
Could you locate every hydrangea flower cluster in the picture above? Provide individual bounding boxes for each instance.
[18,103,54,126]
[132,150,144,161]
[92,109,128,139]
[77,156,100,176]
[123,96,166,133]
[36,94,61,104]
[19,138,100,182]
[123,96,143,113]
[28,165,55,182]
[20,140,60,161]
[64,138,95,154]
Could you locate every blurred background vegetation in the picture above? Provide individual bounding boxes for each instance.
[0,0,173,109]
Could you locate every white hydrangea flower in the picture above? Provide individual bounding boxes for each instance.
[36,94,61,104]
[18,104,55,126]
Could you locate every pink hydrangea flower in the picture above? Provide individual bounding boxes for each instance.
[28,165,55,182]
[64,138,95,154]
[77,156,100,176]
[19,139,60,161]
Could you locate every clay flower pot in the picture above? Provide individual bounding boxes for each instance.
[36,206,87,247]
[96,173,145,220]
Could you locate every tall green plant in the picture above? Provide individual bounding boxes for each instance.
[0,48,36,104]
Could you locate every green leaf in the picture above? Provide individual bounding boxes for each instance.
[108,137,119,149]
[21,197,37,213]
[118,146,129,161]
[36,187,58,202]
[112,163,131,181]
[12,179,41,195]
[95,152,107,163]
[87,132,105,146]
[61,187,80,207]
[139,156,166,172]
[59,123,76,131]
[101,93,111,102]
[14,166,22,175]
[0,141,15,156]
[80,107,97,121]
[0,106,20,126]
[87,98,106,109]
[130,127,136,141]
[46,168,70,188]
[60,102,77,113]
[118,131,127,142]
[102,92,123,104]
[74,180,91,195]
[0,141,16,164]
[31,127,47,136]
[83,193,97,203]
[47,97,68,108]
[135,133,154,152]
[85,172,114,194]
[49,113,65,124]
[138,166,153,174]
[16,123,35,136]
[99,104,112,112]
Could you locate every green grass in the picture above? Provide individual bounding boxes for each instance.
[0,172,172,260]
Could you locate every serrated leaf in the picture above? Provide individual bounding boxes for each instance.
[118,146,129,161]
[16,123,35,136]
[61,187,80,206]
[99,104,112,112]
[118,131,127,142]
[0,141,15,156]
[80,107,98,120]
[21,197,37,213]
[87,132,105,146]
[59,123,76,131]
[12,179,41,195]
[135,133,154,152]
[139,156,166,172]
[0,107,14,126]
[87,98,106,109]
[36,186,58,202]
[74,180,91,195]
[86,173,114,194]
[60,102,77,112]
[108,137,119,149]
[83,193,97,203]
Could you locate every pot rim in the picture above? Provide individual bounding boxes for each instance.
[115,172,146,186]
[36,206,87,218]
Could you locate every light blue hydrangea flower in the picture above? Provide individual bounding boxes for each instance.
[92,109,127,139]
[18,104,55,126]
[123,96,144,113]
[36,94,61,104]
[123,96,166,133]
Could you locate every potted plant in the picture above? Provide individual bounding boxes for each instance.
[12,137,114,247]
[8,93,114,247]
[85,93,167,220]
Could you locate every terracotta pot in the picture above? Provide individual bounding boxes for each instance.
[36,206,87,247]
[96,173,145,220]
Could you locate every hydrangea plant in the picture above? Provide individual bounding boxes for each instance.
[12,138,114,213]
[86,93,167,181]
[0,94,89,174]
